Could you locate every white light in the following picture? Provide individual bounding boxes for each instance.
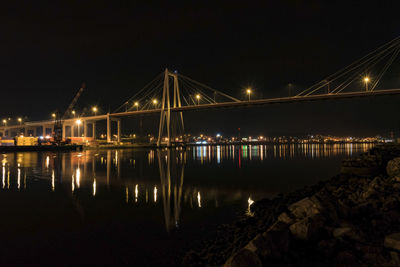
[197,191,201,208]
[76,168,81,188]
[135,184,138,202]
[52,170,55,191]
[93,178,96,197]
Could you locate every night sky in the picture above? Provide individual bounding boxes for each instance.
[1,1,400,137]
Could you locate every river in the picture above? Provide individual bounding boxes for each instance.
[0,143,374,264]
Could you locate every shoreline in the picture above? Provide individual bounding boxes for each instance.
[83,141,378,150]
[183,143,400,266]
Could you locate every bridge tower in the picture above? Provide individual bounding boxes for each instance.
[157,69,185,147]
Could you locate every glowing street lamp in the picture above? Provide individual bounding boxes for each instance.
[2,119,6,126]
[363,77,370,92]
[52,113,56,119]
[246,88,252,101]
[18,118,22,125]
[134,101,139,111]
[92,106,98,116]
[152,99,158,108]
[71,110,76,117]
[195,94,201,105]
[76,119,82,138]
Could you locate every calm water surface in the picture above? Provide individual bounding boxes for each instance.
[0,144,373,264]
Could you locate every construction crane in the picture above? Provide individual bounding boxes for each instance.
[53,83,86,144]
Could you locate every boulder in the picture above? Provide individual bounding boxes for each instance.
[384,233,400,251]
[224,248,262,267]
[332,226,361,242]
[317,239,337,257]
[392,176,400,183]
[224,221,290,266]
[387,157,400,177]
[289,215,324,240]
[288,197,322,220]
[335,251,358,265]
[277,212,294,225]
[333,227,352,238]
[390,251,400,266]
[246,221,290,259]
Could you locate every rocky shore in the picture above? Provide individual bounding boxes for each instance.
[183,144,400,266]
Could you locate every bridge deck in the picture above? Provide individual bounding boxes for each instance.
[1,89,400,130]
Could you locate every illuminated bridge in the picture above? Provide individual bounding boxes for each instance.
[2,36,400,146]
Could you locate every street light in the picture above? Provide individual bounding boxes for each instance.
[134,101,139,111]
[246,88,252,101]
[52,113,56,119]
[152,99,158,108]
[92,106,98,116]
[363,77,370,92]
[72,110,76,117]
[2,119,6,126]
[195,94,201,105]
[76,119,82,138]
[18,118,22,125]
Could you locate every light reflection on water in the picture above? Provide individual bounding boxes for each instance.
[0,143,374,263]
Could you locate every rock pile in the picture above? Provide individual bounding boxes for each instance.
[183,144,400,266]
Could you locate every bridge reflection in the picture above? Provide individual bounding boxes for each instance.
[157,149,185,232]
[0,143,375,233]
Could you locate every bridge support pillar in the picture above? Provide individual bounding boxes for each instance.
[83,121,87,139]
[62,124,66,139]
[117,119,121,143]
[93,122,96,140]
[107,113,111,143]
[157,69,184,147]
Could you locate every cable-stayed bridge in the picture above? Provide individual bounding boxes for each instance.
[2,36,400,146]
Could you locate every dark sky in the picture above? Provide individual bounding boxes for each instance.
[1,1,400,137]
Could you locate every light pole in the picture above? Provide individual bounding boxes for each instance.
[195,94,201,105]
[92,107,98,116]
[134,102,139,111]
[364,77,370,92]
[287,83,293,97]
[246,88,252,101]
[18,118,22,125]
[76,119,82,138]
[152,99,158,108]
[72,110,76,117]
[52,113,56,120]
[2,119,6,127]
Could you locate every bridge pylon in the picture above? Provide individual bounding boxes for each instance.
[157,69,185,147]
